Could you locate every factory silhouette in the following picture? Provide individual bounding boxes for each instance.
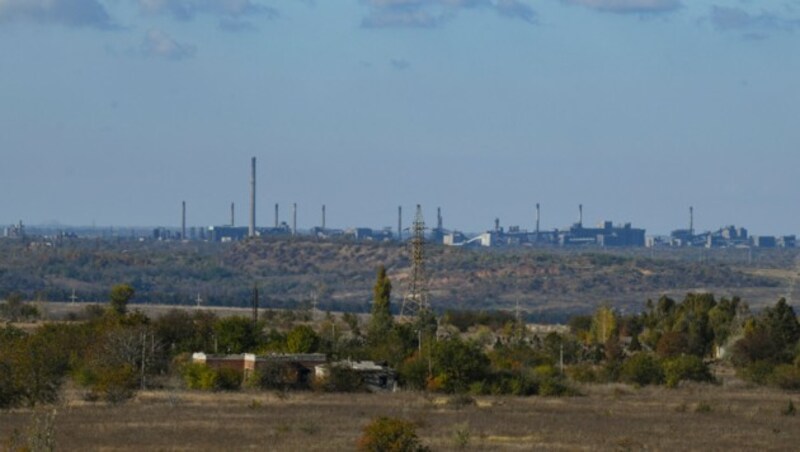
[5,157,797,250]
[161,157,796,250]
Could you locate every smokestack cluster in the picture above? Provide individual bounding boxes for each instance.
[249,157,256,237]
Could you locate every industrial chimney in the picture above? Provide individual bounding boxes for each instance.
[579,204,583,228]
[249,157,256,237]
[292,203,297,236]
[274,203,279,228]
[230,202,235,227]
[322,204,326,230]
[397,206,403,241]
[182,201,186,240]
[536,203,541,236]
[690,206,694,237]
[437,207,443,231]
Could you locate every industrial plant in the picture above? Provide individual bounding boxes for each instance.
[3,158,796,250]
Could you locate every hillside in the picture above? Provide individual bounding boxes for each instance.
[0,238,793,321]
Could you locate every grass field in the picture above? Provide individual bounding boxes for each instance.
[3,383,799,451]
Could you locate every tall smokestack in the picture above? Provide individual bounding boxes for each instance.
[231,202,235,227]
[579,204,583,227]
[274,203,279,228]
[398,206,402,241]
[322,204,326,230]
[437,207,442,231]
[249,157,256,237]
[690,206,694,236]
[495,218,500,232]
[536,203,541,235]
[182,201,186,240]
[292,203,297,236]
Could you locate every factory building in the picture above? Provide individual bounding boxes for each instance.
[668,224,795,249]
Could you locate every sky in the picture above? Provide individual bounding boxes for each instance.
[1,0,799,235]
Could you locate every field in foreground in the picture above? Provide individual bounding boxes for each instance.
[2,384,799,451]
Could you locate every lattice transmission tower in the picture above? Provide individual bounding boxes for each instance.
[401,204,430,319]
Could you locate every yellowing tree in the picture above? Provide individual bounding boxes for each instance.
[591,306,617,344]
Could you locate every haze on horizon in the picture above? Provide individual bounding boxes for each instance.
[1,0,799,236]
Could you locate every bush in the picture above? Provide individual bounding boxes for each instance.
[782,400,796,416]
[357,417,429,452]
[662,355,714,388]
[91,364,138,404]
[314,366,364,393]
[538,378,571,397]
[620,353,664,387]
[770,364,800,390]
[738,361,774,385]
[215,368,243,391]
[182,363,218,391]
[397,355,429,391]
[566,364,600,383]
[246,362,294,391]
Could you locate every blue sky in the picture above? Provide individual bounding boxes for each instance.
[1,0,799,235]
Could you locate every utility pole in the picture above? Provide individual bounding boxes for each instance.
[252,285,259,326]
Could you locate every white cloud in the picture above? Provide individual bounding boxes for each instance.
[0,0,116,28]
[361,0,536,28]
[141,28,196,60]
[135,0,277,21]
[562,0,681,14]
[708,6,800,32]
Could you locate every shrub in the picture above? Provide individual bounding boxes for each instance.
[769,364,800,390]
[567,364,600,383]
[663,355,714,388]
[92,364,137,404]
[397,355,429,391]
[620,353,664,387]
[215,368,243,391]
[538,378,571,397]
[357,417,429,452]
[314,366,364,393]
[738,361,774,385]
[451,422,471,449]
[446,394,476,409]
[695,401,712,413]
[781,400,796,416]
[182,363,218,391]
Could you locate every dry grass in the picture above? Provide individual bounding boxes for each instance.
[2,384,799,451]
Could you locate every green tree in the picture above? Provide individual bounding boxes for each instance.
[662,355,714,388]
[762,298,800,348]
[214,316,261,354]
[286,325,320,354]
[368,266,393,341]
[431,337,490,393]
[620,353,664,387]
[109,284,135,315]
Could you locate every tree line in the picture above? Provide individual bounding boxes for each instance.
[2,269,800,409]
